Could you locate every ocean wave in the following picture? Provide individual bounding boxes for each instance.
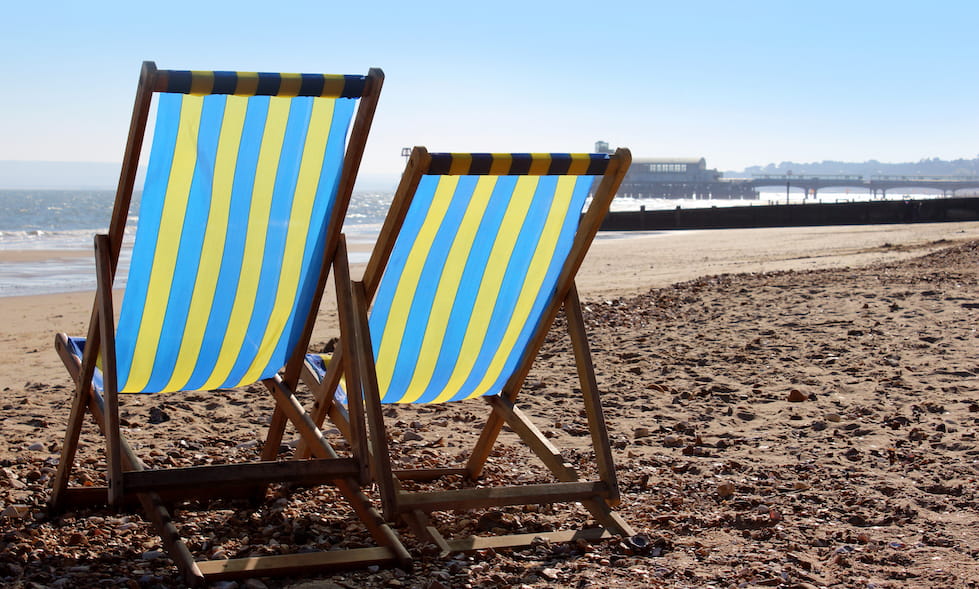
[0,228,136,250]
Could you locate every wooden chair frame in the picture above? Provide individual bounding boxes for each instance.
[296,146,636,553]
[50,61,409,586]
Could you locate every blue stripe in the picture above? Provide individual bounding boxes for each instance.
[184,96,270,390]
[477,176,592,401]
[224,96,314,385]
[410,176,517,403]
[142,95,227,392]
[116,93,183,389]
[261,97,355,377]
[369,174,440,356]
[451,176,560,400]
[385,176,478,400]
[67,337,105,393]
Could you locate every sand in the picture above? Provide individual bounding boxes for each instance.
[1,221,978,587]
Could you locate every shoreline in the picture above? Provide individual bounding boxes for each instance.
[2,221,977,390]
[2,221,978,299]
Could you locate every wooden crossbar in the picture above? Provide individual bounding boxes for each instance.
[195,546,398,581]
[396,481,609,513]
[392,467,469,482]
[122,458,361,494]
[439,527,613,554]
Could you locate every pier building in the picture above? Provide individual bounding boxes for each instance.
[595,141,757,199]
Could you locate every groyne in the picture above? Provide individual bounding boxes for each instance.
[600,196,979,231]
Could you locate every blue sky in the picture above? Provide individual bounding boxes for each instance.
[2,0,977,179]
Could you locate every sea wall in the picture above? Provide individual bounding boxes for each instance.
[600,197,979,231]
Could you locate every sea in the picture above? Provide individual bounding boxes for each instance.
[0,188,942,297]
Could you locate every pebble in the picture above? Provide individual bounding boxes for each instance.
[787,389,809,402]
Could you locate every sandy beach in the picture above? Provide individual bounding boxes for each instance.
[2,221,978,587]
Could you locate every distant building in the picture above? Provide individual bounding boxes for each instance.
[596,141,756,199]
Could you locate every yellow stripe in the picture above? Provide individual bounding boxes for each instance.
[488,155,512,175]
[528,155,551,175]
[463,176,578,400]
[239,97,338,384]
[124,95,204,392]
[189,71,214,95]
[235,72,260,96]
[375,176,460,397]
[278,73,303,97]
[161,96,249,391]
[428,176,539,403]
[399,176,498,403]
[201,96,291,390]
[567,155,592,176]
[320,75,347,97]
[447,154,472,176]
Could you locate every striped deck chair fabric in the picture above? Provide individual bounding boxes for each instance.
[367,153,610,404]
[52,63,410,586]
[328,146,635,552]
[72,70,366,394]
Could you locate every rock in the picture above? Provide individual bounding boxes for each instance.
[148,407,170,424]
[402,431,423,442]
[717,482,736,498]
[787,389,809,402]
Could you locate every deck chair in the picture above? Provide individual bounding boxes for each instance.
[298,146,635,553]
[50,61,409,586]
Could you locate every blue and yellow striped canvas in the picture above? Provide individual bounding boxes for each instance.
[369,153,609,404]
[95,76,360,394]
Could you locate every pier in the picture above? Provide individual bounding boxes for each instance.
[746,174,979,199]
[600,196,979,231]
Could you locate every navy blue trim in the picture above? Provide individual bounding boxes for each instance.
[298,73,325,97]
[340,75,366,98]
[586,154,610,175]
[547,154,572,175]
[210,71,237,95]
[469,153,493,175]
[255,72,281,96]
[166,70,193,93]
[508,154,533,175]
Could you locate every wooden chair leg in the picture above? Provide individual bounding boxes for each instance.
[50,379,91,510]
[261,406,289,460]
[465,409,506,480]
[266,377,411,567]
[564,284,620,504]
